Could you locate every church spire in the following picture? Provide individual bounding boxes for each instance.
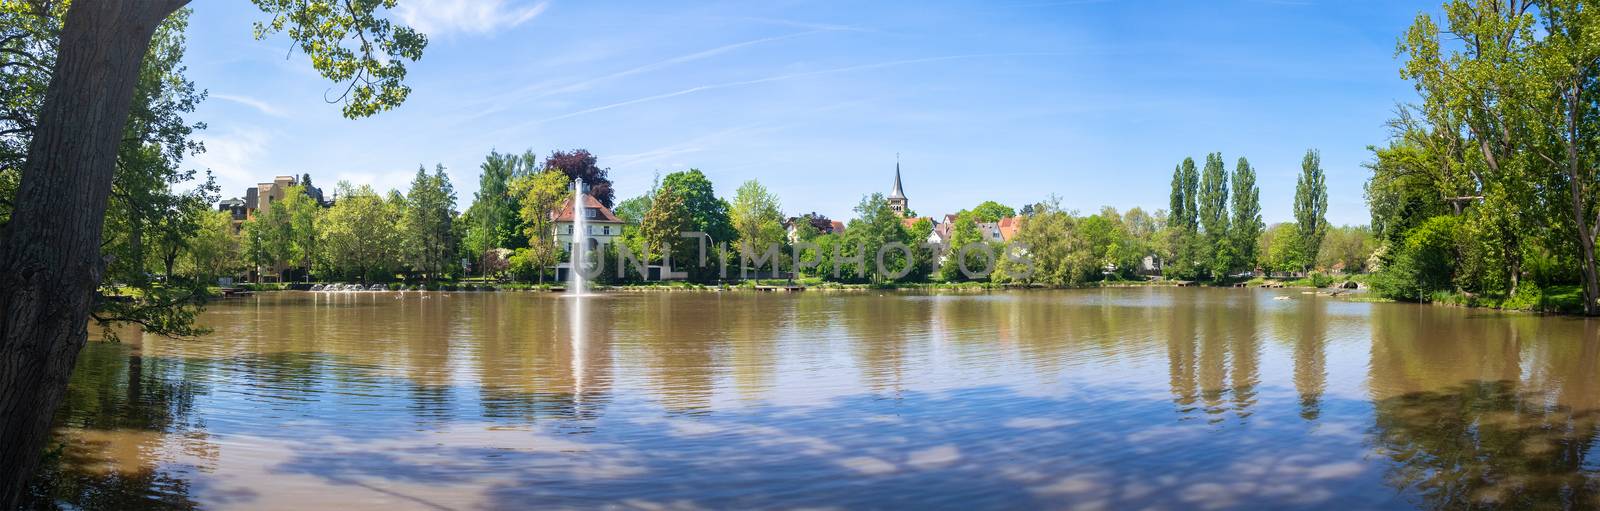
[887,155,908,216]
[888,155,906,200]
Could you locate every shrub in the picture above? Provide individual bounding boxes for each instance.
[1372,215,1461,301]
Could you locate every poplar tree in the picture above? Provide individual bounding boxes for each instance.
[1166,157,1201,279]
[1199,152,1231,278]
[1294,149,1329,272]
[1230,157,1263,273]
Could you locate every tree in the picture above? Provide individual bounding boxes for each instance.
[996,197,1097,286]
[402,164,457,281]
[1166,157,1201,279]
[182,210,240,283]
[729,180,786,273]
[280,184,321,281]
[1259,223,1303,274]
[1230,157,1263,272]
[462,149,534,260]
[1294,149,1329,271]
[939,211,985,281]
[638,170,735,282]
[1390,1,1541,303]
[640,182,696,279]
[970,201,1015,223]
[544,149,615,208]
[845,193,914,284]
[1536,0,1600,313]
[319,183,401,283]
[1198,152,1231,278]
[149,181,218,281]
[1318,225,1377,274]
[660,169,735,244]
[0,2,425,500]
[508,169,570,284]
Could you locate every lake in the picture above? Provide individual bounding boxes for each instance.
[25,288,1600,510]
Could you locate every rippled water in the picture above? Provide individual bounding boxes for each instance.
[24,288,1600,510]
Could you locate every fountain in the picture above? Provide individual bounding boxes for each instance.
[568,177,589,296]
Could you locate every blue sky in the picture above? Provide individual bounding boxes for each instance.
[182,0,1429,226]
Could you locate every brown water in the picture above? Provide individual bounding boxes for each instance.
[22,288,1600,510]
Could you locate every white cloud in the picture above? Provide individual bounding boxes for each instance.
[212,93,289,118]
[394,0,548,36]
[192,128,273,196]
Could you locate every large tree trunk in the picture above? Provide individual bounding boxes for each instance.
[1576,208,1599,315]
[0,2,182,506]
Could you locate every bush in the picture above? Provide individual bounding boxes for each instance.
[1307,272,1334,288]
[1372,215,1461,301]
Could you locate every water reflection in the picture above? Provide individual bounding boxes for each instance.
[22,289,1600,509]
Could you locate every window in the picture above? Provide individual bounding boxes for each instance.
[567,225,573,234]
[603,226,610,235]
[586,208,598,218]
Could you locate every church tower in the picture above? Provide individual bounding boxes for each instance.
[887,159,908,216]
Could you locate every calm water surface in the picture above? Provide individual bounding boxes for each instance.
[24,288,1600,510]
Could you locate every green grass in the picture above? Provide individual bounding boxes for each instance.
[1423,284,1584,314]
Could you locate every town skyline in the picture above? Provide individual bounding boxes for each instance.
[180,1,1426,226]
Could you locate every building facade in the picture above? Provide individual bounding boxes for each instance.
[553,192,625,249]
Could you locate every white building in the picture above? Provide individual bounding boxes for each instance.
[553,192,625,249]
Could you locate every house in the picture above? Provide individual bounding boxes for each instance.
[217,175,327,233]
[998,216,1020,241]
[785,215,844,242]
[553,192,624,249]
[901,216,933,230]
[976,222,1004,243]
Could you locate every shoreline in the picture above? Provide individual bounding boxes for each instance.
[223,279,1597,317]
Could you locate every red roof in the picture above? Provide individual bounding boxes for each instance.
[998,216,1020,241]
[901,216,931,229]
[830,220,846,233]
[551,193,624,223]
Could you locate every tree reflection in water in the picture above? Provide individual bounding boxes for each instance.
[24,337,212,510]
[1372,380,1600,510]
[21,290,1600,510]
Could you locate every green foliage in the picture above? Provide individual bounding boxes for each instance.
[1317,225,1377,274]
[463,149,535,257]
[281,184,320,280]
[1165,157,1202,280]
[1294,149,1329,271]
[507,169,569,283]
[660,169,735,244]
[1230,157,1263,272]
[1372,216,1462,301]
[997,198,1097,286]
[1380,0,1600,313]
[1259,223,1303,274]
[639,180,704,281]
[939,211,985,282]
[843,193,915,284]
[969,201,1015,223]
[182,210,241,282]
[401,164,456,281]
[317,182,401,282]
[249,0,427,118]
[729,179,786,266]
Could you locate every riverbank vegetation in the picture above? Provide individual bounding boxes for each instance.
[1365,0,1600,315]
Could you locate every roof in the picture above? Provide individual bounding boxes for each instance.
[551,193,624,223]
[998,216,1020,241]
[901,216,931,229]
[887,162,906,200]
[830,220,846,233]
